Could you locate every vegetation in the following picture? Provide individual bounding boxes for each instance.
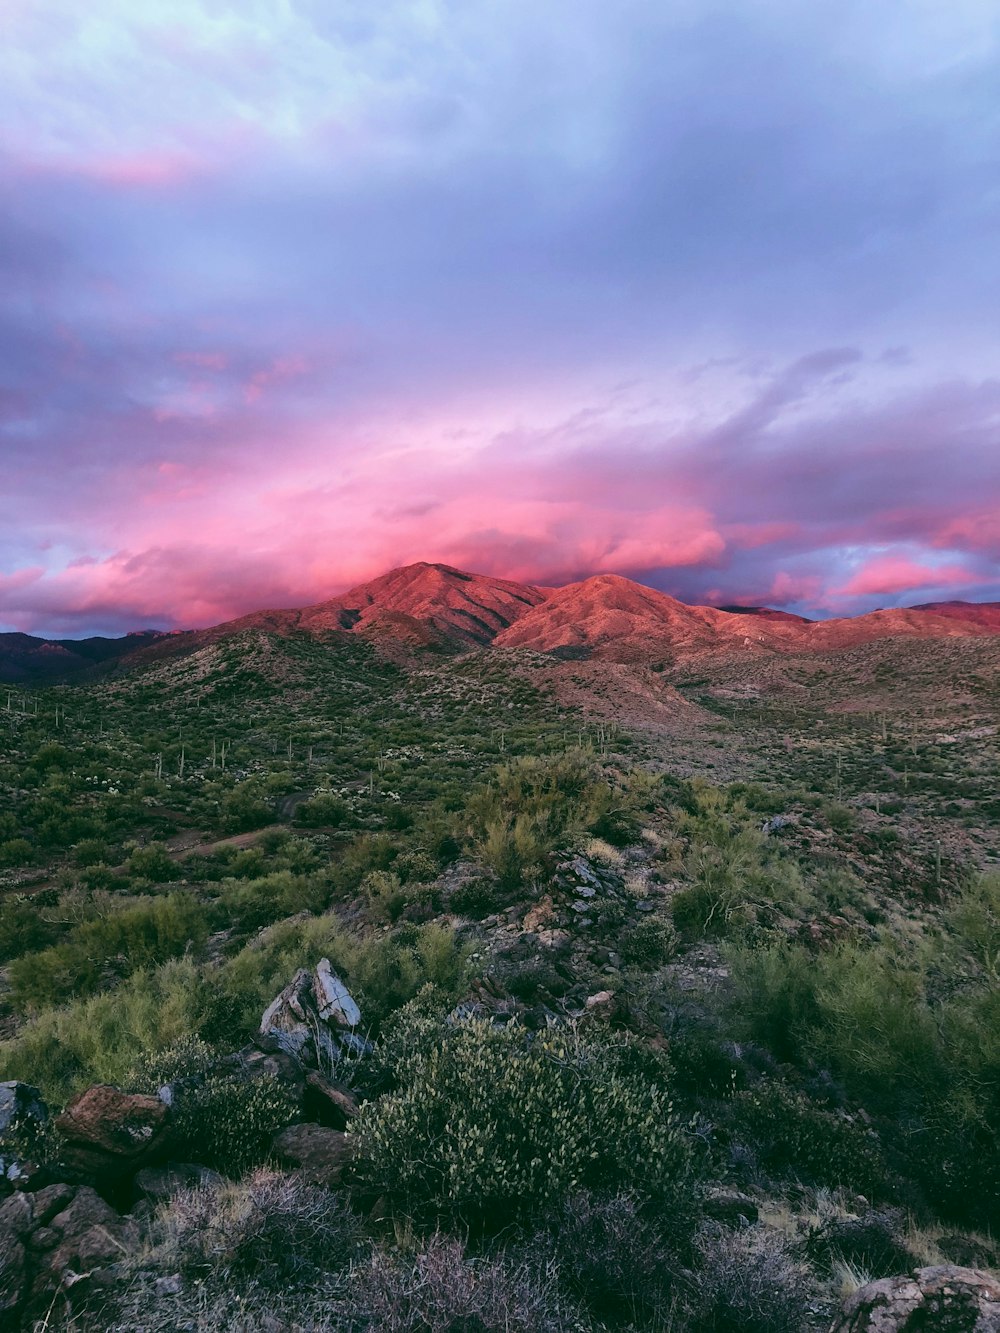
[2,627,1000,1329]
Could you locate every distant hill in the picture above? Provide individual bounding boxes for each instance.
[4,566,1000,682]
[0,631,165,684]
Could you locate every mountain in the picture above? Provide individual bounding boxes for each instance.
[911,600,1000,631]
[5,567,1000,684]
[0,631,165,684]
[294,562,549,646]
[493,575,813,660]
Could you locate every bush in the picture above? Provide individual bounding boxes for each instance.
[213,871,326,933]
[168,1074,299,1176]
[0,895,58,962]
[125,841,180,883]
[800,1208,917,1280]
[618,913,678,968]
[149,1170,365,1284]
[729,1081,889,1196]
[9,893,210,1010]
[353,1017,694,1229]
[681,1227,814,1333]
[333,1235,575,1333]
[527,1191,678,1325]
[294,792,350,828]
[219,782,272,833]
[0,957,219,1103]
[0,838,33,868]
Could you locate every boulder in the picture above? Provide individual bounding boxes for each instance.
[0,1083,50,1189]
[259,958,366,1069]
[133,1162,224,1202]
[0,1083,47,1137]
[830,1265,1000,1332]
[271,1123,353,1186]
[0,1183,133,1315]
[304,1070,359,1130]
[55,1085,170,1178]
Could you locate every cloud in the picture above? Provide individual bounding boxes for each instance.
[2,3,1000,631]
[832,553,979,598]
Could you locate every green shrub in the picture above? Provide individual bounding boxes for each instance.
[168,1074,299,1176]
[213,871,326,933]
[294,793,349,828]
[618,914,678,968]
[0,838,33,868]
[0,896,59,962]
[0,957,219,1102]
[9,892,209,1010]
[730,1081,890,1195]
[125,842,181,883]
[353,1018,693,1228]
[220,782,273,833]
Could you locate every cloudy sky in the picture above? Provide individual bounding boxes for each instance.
[3,0,1000,634]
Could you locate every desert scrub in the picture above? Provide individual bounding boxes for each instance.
[352,1016,694,1229]
[146,1170,365,1284]
[165,1072,300,1177]
[8,892,209,1010]
[617,913,678,968]
[729,1080,890,1196]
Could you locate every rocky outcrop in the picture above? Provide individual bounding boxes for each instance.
[830,1265,1000,1332]
[55,1085,170,1179]
[0,1084,47,1139]
[271,1123,353,1186]
[0,1183,136,1315]
[259,958,369,1066]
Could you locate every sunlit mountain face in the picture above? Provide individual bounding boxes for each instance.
[3,2,1000,636]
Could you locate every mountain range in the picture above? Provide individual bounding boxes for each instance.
[3,562,1000,683]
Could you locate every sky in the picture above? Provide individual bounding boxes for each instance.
[2,0,1000,636]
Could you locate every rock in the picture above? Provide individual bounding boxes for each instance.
[55,1085,170,1178]
[271,1124,353,1186]
[0,1184,133,1316]
[703,1189,759,1227]
[133,1163,223,1202]
[154,1272,183,1297]
[44,1187,134,1288]
[0,1232,26,1312]
[0,1083,48,1136]
[522,898,555,932]
[314,958,361,1027]
[762,815,791,834]
[259,959,364,1070]
[830,1265,1000,1332]
[30,1183,74,1226]
[0,1083,51,1189]
[304,1071,360,1130]
[584,990,614,1010]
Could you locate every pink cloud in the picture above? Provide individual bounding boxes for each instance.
[832,554,978,598]
[244,357,309,404]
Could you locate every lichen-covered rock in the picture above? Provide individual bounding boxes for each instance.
[55,1085,170,1178]
[259,958,367,1068]
[830,1265,1000,1332]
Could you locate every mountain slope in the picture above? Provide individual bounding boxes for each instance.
[296,562,549,646]
[6,568,1000,684]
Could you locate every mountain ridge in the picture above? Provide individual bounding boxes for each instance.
[3,562,1000,682]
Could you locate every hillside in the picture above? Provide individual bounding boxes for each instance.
[0,600,999,1329]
